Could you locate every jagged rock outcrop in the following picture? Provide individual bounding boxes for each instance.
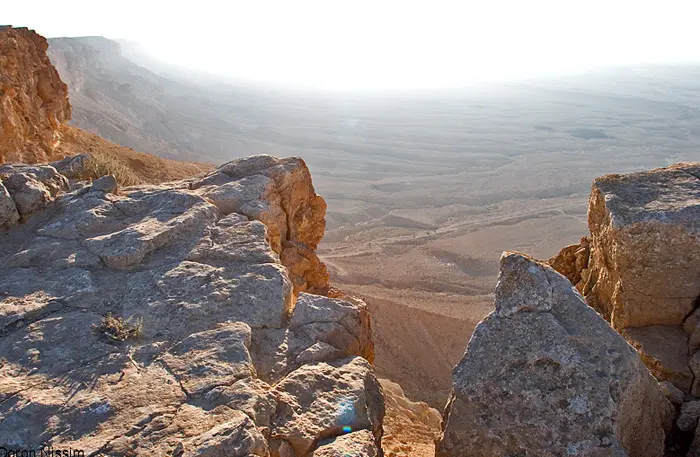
[436,252,674,457]
[0,155,383,456]
[0,26,71,163]
[549,163,700,397]
[191,155,330,296]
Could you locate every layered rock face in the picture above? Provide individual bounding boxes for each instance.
[0,26,71,163]
[0,155,382,456]
[436,252,673,457]
[550,163,700,396]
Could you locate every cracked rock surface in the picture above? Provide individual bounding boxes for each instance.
[0,155,383,456]
[436,252,674,457]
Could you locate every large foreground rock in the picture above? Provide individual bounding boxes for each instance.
[582,163,700,330]
[549,163,700,395]
[0,155,382,456]
[436,252,673,457]
[0,26,71,163]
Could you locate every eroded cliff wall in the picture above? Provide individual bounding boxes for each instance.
[0,26,71,163]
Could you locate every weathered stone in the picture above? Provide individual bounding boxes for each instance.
[685,308,700,354]
[270,357,384,457]
[289,293,374,363]
[193,155,329,295]
[380,378,441,430]
[690,352,700,397]
[0,311,120,376]
[436,252,674,457]
[183,412,269,457]
[659,381,685,406]
[678,401,700,432]
[187,219,278,266]
[0,153,380,456]
[0,164,68,218]
[90,174,118,193]
[0,180,19,229]
[2,172,52,216]
[0,163,69,195]
[85,200,217,269]
[50,153,89,179]
[5,237,102,269]
[281,240,331,295]
[36,192,124,239]
[624,325,693,393]
[0,27,71,163]
[582,163,700,329]
[311,430,380,456]
[203,378,277,428]
[295,342,345,366]
[160,323,255,397]
[548,236,590,288]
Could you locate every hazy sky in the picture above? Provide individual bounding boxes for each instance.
[5,0,700,90]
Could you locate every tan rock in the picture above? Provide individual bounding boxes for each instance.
[436,252,674,457]
[193,155,330,296]
[289,293,374,364]
[380,378,442,457]
[310,430,380,456]
[582,163,700,330]
[380,378,441,430]
[270,357,384,456]
[0,26,71,163]
[548,236,590,289]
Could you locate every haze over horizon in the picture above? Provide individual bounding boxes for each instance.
[6,0,700,91]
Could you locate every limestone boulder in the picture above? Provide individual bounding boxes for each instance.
[289,293,374,363]
[436,252,674,457]
[0,163,68,219]
[582,163,700,329]
[270,357,384,457]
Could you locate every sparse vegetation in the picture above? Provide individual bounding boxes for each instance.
[94,313,143,342]
[81,152,144,186]
[55,125,213,186]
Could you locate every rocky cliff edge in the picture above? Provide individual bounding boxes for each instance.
[0,155,382,456]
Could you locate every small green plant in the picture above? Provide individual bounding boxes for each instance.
[94,313,143,342]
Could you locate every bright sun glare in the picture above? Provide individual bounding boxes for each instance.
[5,0,700,90]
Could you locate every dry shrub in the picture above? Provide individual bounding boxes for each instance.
[80,153,144,187]
[94,313,143,342]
